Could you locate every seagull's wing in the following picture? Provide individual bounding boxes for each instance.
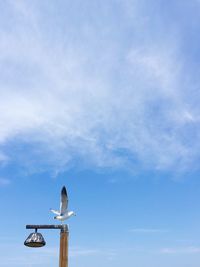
[60,186,68,214]
[50,209,60,215]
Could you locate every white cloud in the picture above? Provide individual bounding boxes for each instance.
[0,1,199,173]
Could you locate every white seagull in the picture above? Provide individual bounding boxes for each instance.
[50,186,76,223]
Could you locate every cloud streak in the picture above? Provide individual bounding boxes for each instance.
[0,178,11,186]
[160,246,200,254]
[0,0,200,173]
[130,228,168,233]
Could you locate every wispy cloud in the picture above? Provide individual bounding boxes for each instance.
[70,247,100,257]
[0,1,200,173]
[130,228,168,233]
[160,246,200,254]
[0,178,11,186]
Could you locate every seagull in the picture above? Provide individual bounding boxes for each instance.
[50,186,76,223]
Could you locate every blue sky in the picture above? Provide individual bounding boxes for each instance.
[1,0,200,266]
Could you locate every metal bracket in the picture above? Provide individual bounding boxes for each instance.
[26,224,69,232]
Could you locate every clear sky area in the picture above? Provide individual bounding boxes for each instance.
[0,1,200,266]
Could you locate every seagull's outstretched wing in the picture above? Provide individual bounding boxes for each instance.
[50,209,60,215]
[60,186,68,214]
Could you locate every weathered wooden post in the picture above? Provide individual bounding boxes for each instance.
[59,225,69,267]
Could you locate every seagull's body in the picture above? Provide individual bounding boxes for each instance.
[50,186,76,223]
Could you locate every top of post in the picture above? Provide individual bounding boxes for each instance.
[61,224,68,233]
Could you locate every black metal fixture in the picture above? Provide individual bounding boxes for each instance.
[24,228,46,248]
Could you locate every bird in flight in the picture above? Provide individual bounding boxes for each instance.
[50,186,76,223]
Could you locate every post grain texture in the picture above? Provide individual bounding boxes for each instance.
[59,230,69,267]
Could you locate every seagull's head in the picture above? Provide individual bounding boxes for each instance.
[70,211,76,217]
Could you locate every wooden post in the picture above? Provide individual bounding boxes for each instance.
[59,226,69,267]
